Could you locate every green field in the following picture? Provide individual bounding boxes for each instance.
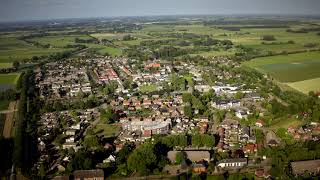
[93,124,121,137]
[0,36,69,68]
[0,63,12,69]
[244,51,320,93]
[287,77,320,94]
[139,84,157,93]
[0,73,21,85]
[31,35,123,57]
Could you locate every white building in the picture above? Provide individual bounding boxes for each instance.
[217,158,247,168]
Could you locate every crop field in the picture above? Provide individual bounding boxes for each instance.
[31,35,91,47]
[244,51,320,93]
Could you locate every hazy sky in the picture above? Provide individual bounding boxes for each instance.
[1,0,320,22]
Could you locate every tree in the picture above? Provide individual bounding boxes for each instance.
[100,107,118,124]
[83,135,100,150]
[261,35,276,41]
[235,91,244,100]
[13,61,20,69]
[175,151,187,164]
[184,105,193,118]
[202,134,215,147]
[127,144,157,174]
[192,133,202,147]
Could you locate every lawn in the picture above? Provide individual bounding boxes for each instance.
[93,123,121,137]
[139,84,157,93]
[270,117,304,130]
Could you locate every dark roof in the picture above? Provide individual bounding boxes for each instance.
[73,169,104,178]
[291,160,320,175]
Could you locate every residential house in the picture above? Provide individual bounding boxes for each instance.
[192,163,206,173]
[255,120,265,127]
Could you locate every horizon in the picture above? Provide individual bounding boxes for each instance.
[1,13,320,24]
[1,0,320,23]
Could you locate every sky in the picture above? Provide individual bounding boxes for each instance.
[0,0,320,22]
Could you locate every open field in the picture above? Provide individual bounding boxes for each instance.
[139,84,157,93]
[0,63,13,69]
[0,73,21,85]
[287,78,320,94]
[0,37,69,64]
[93,123,121,137]
[243,51,320,93]
[30,35,123,57]
[270,117,304,130]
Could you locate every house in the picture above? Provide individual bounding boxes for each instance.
[266,131,280,147]
[255,169,270,179]
[192,163,206,173]
[291,159,320,176]
[217,158,247,168]
[243,144,257,154]
[103,155,116,163]
[235,109,249,119]
[73,169,104,180]
[194,85,211,92]
[65,129,77,136]
[167,151,210,163]
[62,142,77,150]
[255,120,265,127]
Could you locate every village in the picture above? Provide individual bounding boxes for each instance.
[32,56,320,179]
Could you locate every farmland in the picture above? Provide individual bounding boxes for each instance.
[0,73,21,85]
[0,36,68,64]
[244,51,320,93]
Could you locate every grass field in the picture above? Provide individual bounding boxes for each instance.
[0,73,21,85]
[287,77,320,94]
[0,36,69,65]
[0,63,13,69]
[270,117,304,130]
[139,84,157,93]
[243,51,320,93]
[93,123,121,137]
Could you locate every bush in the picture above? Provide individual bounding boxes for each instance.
[261,35,276,41]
